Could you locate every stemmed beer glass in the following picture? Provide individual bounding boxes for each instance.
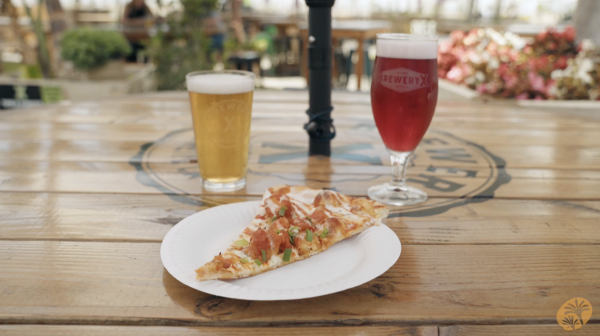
[368,34,438,206]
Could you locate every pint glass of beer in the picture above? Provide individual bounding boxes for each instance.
[368,34,438,206]
[186,71,255,192]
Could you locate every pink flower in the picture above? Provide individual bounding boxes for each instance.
[486,82,499,94]
[446,66,465,83]
[536,31,548,42]
[450,30,466,42]
[516,93,529,100]
[563,26,576,42]
[555,56,568,70]
[505,75,519,89]
[465,50,481,63]
[498,62,508,71]
[528,72,546,92]
[439,41,453,53]
[476,84,486,93]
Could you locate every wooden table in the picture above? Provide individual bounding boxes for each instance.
[301,20,391,90]
[0,90,599,335]
[241,14,302,40]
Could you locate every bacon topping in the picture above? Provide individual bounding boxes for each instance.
[273,217,290,230]
[269,185,291,195]
[277,196,294,221]
[308,205,328,224]
[293,217,313,231]
[267,194,282,206]
[314,190,344,207]
[268,221,292,253]
[213,254,234,271]
[248,228,272,261]
[264,206,274,219]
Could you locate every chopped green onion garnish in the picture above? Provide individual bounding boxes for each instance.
[320,228,329,238]
[261,249,267,262]
[270,216,278,223]
[305,229,313,242]
[288,226,299,237]
[240,258,249,264]
[254,259,263,266]
[279,206,287,217]
[276,229,281,234]
[234,238,249,247]
[289,235,295,246]
[282,248,292,262]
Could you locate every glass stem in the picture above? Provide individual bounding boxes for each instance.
[389,151,411,189]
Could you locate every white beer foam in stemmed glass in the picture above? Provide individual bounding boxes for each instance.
[376,34,437,60]
[186,73,255,95]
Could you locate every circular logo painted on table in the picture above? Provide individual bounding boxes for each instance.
[129,129,511,217]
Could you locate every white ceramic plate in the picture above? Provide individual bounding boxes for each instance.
[161,201,401,301]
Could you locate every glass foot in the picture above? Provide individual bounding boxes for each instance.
[368,182,427,206]
[203,178,246,192]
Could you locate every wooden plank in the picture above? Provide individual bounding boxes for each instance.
[1,193,599,244]
[247,163,600,180]
[2,102,600,146]
[3,111,598,131]
[3,98,596,124]
[17,93,592,124]
[445,129,600,147]
[440,325,600,336]
[0,139,153,163]
[1,138,598,171]
[0,193,257,242]
[0,241,598,325]
[1,160,600,199]
[21,92,594,127]
[7,101,593,124]
[0,122,599,147]
[0,325,437,336]
[0,124,386,143]
[0,123,178,142]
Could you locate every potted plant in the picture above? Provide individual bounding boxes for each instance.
[61,29,132,80]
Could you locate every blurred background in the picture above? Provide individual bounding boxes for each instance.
[0,0,598,107]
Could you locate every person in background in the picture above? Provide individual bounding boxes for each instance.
[203,7,227,66]
[123,0,153,62]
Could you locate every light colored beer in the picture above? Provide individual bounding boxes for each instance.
[186,73,254,188]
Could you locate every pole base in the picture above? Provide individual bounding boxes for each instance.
[309,139,331,156]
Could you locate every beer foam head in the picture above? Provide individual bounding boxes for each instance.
[376,34,437,60]
[186,72,255,95]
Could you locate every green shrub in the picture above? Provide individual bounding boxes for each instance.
[148,0,218,90]
[61,29,131,70]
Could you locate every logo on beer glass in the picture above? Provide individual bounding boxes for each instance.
[206,100,250,148]
[378,68,428,93]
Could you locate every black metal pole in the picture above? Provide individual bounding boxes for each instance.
[304,0,336,156]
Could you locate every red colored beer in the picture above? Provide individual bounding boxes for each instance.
[371,39,438,152]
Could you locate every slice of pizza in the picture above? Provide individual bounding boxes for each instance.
[196,185,389,281]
